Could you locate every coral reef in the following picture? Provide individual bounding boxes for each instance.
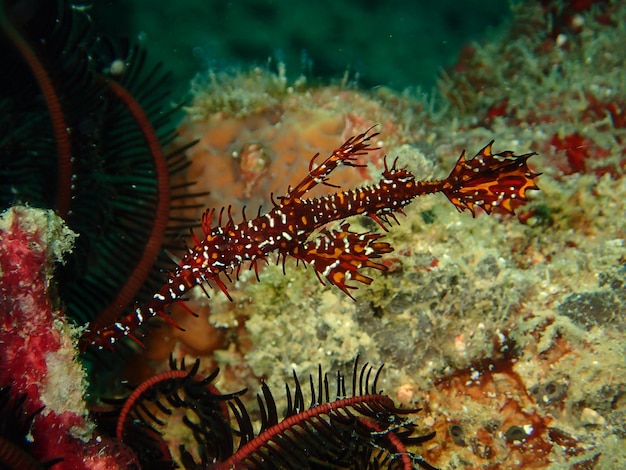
[2,0,626,469]
[0,207,136,469]
[176,65,406,217]
[153,1,626,468]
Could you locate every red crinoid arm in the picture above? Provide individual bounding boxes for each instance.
[294,223,393,299]
[286,127,379,199]
[86,78,172,336]
[0,6,73,219]
[440,141,540,216]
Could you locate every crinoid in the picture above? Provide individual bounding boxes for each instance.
[0,386,62,469]
[105,356,437,469]
[94,356,243,469]
[217,358,438,470]
[0,0,202,339]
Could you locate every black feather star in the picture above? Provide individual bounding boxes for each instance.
[0,0,203,338]
[103,356,438,470]
[0,386,63,469]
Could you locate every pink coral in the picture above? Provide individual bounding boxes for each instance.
[0,206,136,469]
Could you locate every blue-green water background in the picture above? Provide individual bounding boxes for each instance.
[94,0,511,98]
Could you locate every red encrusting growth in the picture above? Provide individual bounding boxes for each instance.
[81,128,539,351]
[549,132,614,177]
[0,207,138,469]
